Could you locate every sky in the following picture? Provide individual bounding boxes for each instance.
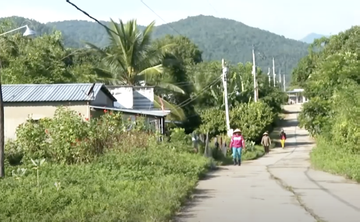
[0,0,358,40]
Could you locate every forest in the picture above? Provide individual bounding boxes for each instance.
[1,15,310,82]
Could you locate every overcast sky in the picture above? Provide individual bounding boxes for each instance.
[1,0,358,39]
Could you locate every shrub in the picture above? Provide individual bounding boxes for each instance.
[1,141,211,221]
[230,101,275,142]
[9,107,148,165]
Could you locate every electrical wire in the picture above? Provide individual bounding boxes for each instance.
[205,0,219,14]
[139,0,182,35]
[65,0,119,37]
[178,76,222,108]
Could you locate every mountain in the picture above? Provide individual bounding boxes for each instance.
[300,33,326,43]
[0,16,80,47]
[2,15,309,76]
[48,15,309,75]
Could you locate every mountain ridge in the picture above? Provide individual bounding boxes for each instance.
[1,15,310,77]
[300,32,327,43]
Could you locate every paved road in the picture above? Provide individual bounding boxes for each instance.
[175,104,360,222]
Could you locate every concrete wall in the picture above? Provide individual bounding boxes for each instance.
[4,102,89,140]
[108,86,134,108]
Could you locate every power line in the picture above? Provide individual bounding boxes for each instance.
[178,76,222,108]
[65,0,119,37]
[205,0,219,14]
[139,0,182,35]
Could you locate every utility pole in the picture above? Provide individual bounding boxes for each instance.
[279,69,282,84]
[252,48,257,102]
[222,59,231,133]
[267,67,271,86]
[283,74,286,92]
[272,58,276,87]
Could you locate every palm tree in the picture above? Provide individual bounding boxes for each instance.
[86,19,185,120]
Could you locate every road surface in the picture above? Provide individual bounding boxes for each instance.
[174,104,360,222]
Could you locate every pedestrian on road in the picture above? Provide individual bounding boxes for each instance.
[229,129,246,166]
[261,131,271,154]
[279,129,287,148]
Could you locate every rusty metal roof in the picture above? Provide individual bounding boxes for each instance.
[2,83,116,103]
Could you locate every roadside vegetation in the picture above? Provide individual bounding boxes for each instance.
[292,26,360,182]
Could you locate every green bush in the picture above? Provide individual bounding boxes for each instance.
[9,107,143,164]
[2,108,211,221]
[310,136,360,182]
[198,101,277,143]
[230,101,275,142]
[1,146,210,221]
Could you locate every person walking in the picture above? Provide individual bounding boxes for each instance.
[261,132,271,154]
[229,129,246,166]
[279,129,287,148]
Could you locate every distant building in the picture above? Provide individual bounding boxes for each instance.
[286,88,308,104]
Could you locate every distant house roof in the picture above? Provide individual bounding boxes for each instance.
[2,83,116,103]
[90,105,170,117]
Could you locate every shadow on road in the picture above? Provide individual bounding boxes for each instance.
[174,188,215,221]
[283,109,300,114]
[285,141,314,147]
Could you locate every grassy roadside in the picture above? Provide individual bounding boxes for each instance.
[0,146,211,221]
[310,137,360,183]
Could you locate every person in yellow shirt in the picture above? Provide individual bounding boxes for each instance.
[279,129,287,148]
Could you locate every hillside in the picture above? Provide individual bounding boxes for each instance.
[300,33,326,43]
[2,15,309,76]
[48,15,309,75]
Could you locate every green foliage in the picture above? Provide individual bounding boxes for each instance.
[310,137,360,182]
[170,128,191,144]
[10,107,139,164]
[293,25,360,180]
[198,101,277,143]
[2,108,211,221]
[199,108,226,137]
[1,146,210,221]
[230,102,275,142]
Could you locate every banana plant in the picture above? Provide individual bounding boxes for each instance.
[31,158,46,187]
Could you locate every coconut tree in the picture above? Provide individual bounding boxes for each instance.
[86,19,185,120]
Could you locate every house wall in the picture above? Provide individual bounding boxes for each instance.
[90,90,114,107]
[108,87,134,108]
[4,102,89,140]
[133,87,154,109]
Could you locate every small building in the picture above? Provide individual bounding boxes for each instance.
[3,83,116,139]
[3,83,171,139]
[286,88,308,104]
[106,85,155,109]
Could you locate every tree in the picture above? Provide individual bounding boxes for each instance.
[294,26,360,153]
[86,19,186,120]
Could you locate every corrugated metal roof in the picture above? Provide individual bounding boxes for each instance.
[2,83,116,103]
[90,105,170,117]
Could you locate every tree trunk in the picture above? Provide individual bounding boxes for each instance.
[0,61,4,178]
